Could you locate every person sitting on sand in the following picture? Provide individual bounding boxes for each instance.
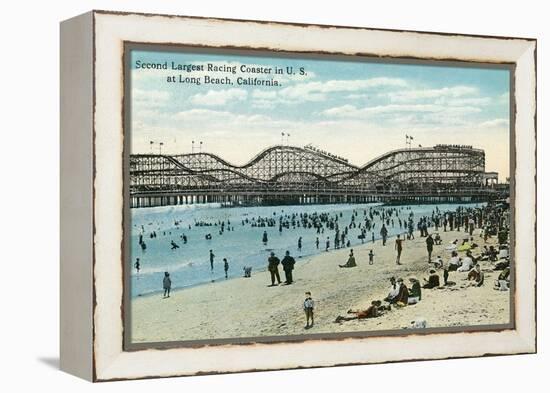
[433,255,443,268]
[498,266,510,281]
[467,264,485,287]
[423,269,440,289]
[339,249,357,268]
[408,278,422,304]
[384,277,400,304]
[493,267,510,291]
[494,256,510,270]
[434,233,442,245]
[457,253,474,272]
[448,251,461,271]
[334,300,384,322]
[394,278,409,306]
[488,245,498,261]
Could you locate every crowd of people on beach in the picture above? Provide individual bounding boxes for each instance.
[134,204,420,287]
[133,200,511,332]
[332,201,511,328]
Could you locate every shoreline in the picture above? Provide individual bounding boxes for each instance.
[129,201,487,298]
[131,224,510,343]
[132,251,322,299]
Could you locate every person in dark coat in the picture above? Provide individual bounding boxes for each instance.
[394,278,409,305]
[380,224,388,246]
[339,249,357,268]
[408,278,422,304]
[423,269,440,289]
[426,234,434,262]
[281,250,296,284]
[267,252,281,286]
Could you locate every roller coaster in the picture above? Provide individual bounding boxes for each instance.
[128,144,503,208]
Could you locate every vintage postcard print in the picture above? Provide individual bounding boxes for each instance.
[124,45,514,347]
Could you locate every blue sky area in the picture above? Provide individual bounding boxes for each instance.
[130,49,510,179]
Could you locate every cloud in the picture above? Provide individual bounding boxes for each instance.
[189,88,248,106]
[387,86,478,103]
[251,90,278,100]
[436,97,492,106]
[479,118,509,128]
[171,109,278,129]
[132,88,171,108]
[323,103,480,117]
[321,103,482,129]
[279,77,408,102]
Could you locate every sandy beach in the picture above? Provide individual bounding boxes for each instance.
[131,227,510,343]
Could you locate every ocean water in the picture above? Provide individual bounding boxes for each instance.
[129,202,484,298]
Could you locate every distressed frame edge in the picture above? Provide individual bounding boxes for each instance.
[59,10,95,381]
[90,11,537,381]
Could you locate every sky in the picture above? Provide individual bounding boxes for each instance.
[130,48,511,180]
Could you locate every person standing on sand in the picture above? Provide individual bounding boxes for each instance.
[163,272,171,298]
[209,250,215,271]
[442,256,450,285]
[368,249,375,265]
[316,237,319,249]
[298,236,302,252]
[134,258,141,275]
[468,217,475,236]
[380,224,388,246]
[395,234,404,265]
[281,250,296,284]
[303,291,315,329]
[426,233,434,262]
[223,258,229,279]
[325,237,330,252]
[267,252,281,286]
